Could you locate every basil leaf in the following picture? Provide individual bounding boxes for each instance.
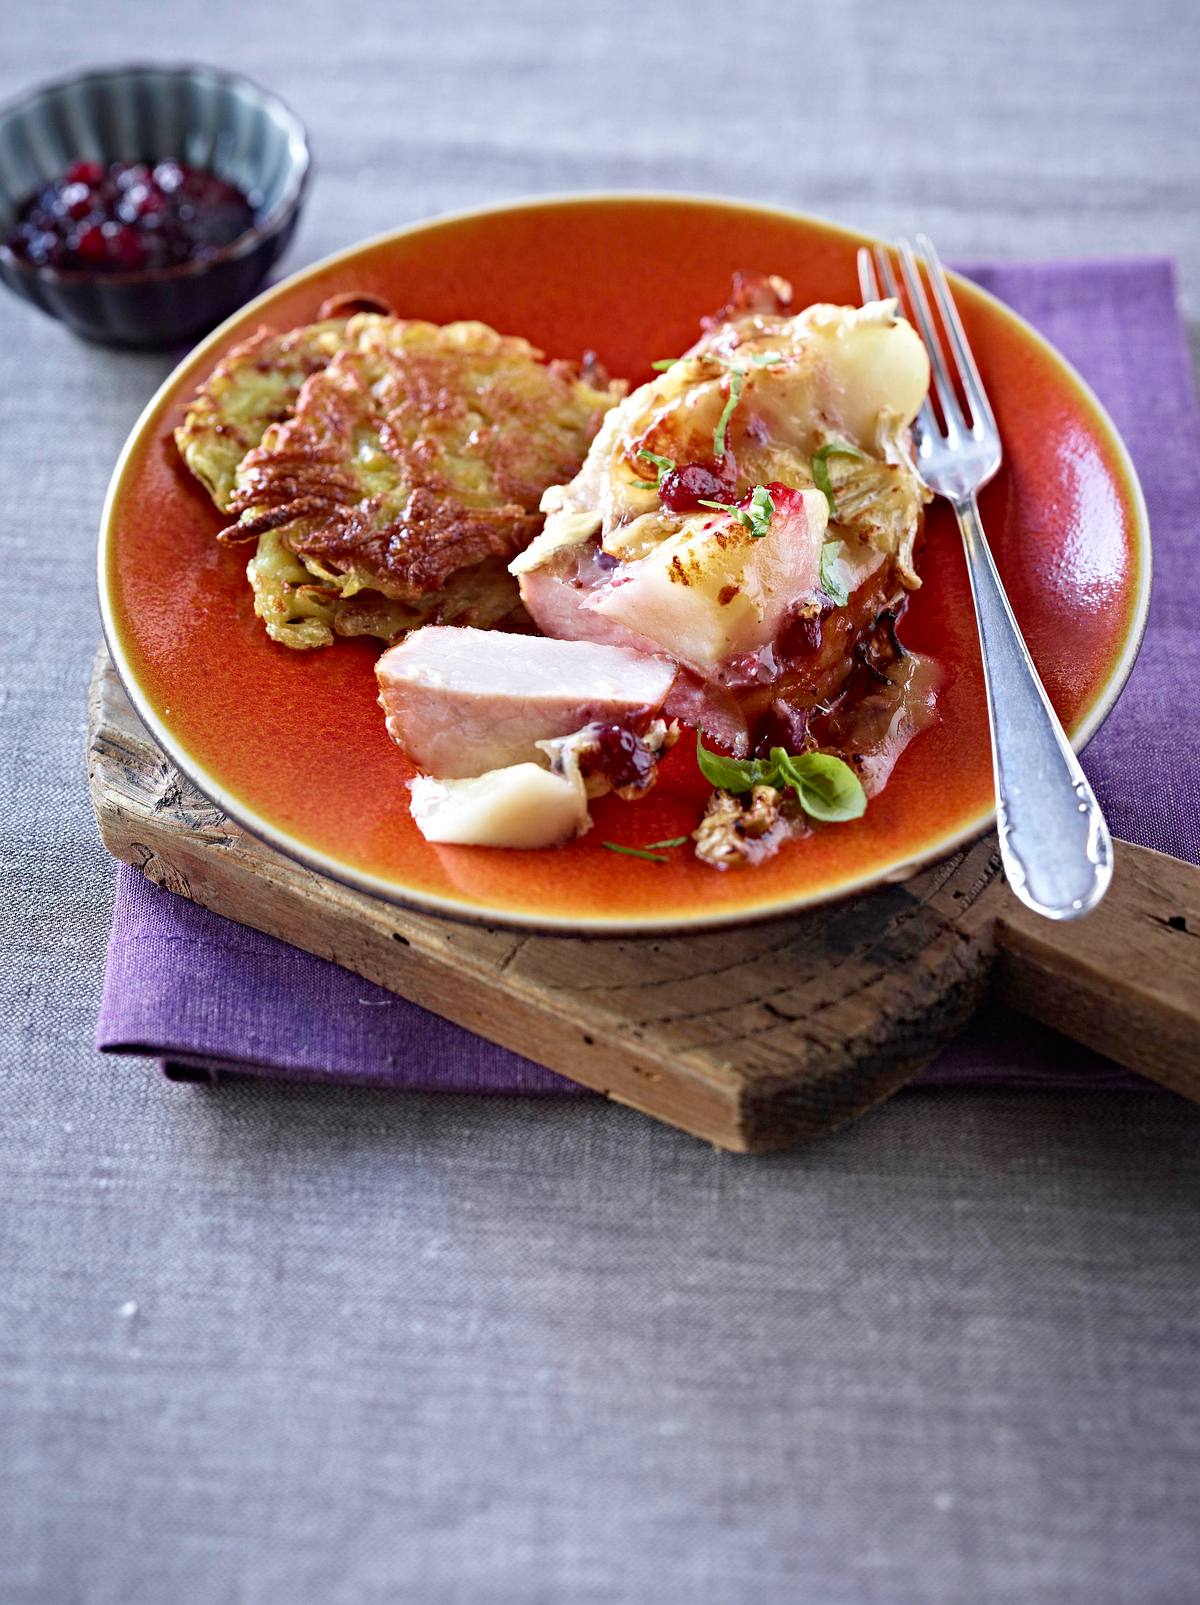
[695,732,774,794]
[744,484,775,539]
[712,368,744,458]
[772,750,867,822]
[636,449,675,490]
[697,485,775,539]
[811,440,867,515]
[819,540,849,606]
[697,735,867,823]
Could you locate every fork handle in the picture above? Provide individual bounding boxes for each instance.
[954,494,1113,920]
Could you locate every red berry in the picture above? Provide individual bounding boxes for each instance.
[67,159,105,187]
[107,225,147,270]
[659,456,738,512]
[577,724,658,794]
[6,157,255,272]
[74,224,107,263]
[60,181,94,219]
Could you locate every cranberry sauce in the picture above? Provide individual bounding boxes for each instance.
[4,160,257,273]
[658,455,737,512]
[577,722,659,795]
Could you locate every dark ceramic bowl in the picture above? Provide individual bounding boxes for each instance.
[0,64,310,348]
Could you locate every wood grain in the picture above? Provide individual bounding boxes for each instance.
[86,649,1200,1150]
[986,861,1200,1104]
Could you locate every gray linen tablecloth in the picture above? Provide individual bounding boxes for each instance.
[2,3,1198,1602]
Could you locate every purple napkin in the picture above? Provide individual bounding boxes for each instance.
[97,256,1200,1093]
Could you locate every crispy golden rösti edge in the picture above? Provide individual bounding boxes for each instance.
[246,537,530,650]
[174,318,350,512]
[220,315,623,605]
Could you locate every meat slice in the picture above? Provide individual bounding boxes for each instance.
[376,626,677,777]
[516,486,830,754]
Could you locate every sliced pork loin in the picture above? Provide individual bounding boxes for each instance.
[376,626,677,778]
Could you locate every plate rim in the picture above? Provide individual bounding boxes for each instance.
[97,189,1152,935]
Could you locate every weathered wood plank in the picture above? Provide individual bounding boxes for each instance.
[984,856,1200,1104]
[87,648,1011,1149]
[87,649,1200,1147]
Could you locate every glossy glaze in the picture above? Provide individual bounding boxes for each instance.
[101,197,1147,930]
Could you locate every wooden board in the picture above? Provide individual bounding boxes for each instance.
[86,649,1200,1151]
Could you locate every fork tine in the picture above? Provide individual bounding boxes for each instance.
[872,245,940,447]
[915,232,996,433]
[895,239,966,436]
[856,246,880,304]
[871,243,903,304]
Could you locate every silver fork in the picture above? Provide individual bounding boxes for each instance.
[858,235,1112,920]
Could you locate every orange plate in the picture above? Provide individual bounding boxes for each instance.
[99,195,1150,933]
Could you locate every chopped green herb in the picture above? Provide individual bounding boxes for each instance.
[819,540,849,606]
[602,833,691,860]
[650,351,771,441]
[694,733,867,823]
[743,484,774,538]
[712,368,744,458]
[601,842,669,863]
[697,484,775,539]
[636,449,676,490]
[811,440,867,516]
[631,479,659,491]
[710,351,781,370]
